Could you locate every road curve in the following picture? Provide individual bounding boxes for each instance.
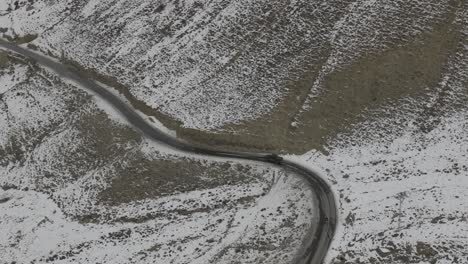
[0,40,337,264]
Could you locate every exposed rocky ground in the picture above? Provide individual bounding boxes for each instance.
[1,0,468,263]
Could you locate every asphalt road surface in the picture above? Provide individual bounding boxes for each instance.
[0,39,337,264]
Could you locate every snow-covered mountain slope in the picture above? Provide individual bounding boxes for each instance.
[1,1,468,263]
[305,110,468,263]
[309,8,468,261]
[0,51,316,264]
[2,0,465,152]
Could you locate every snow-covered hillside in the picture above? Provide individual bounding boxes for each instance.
[1,1,463,152]
[0,51,316,263]
[1,0,468,263]
[306,110,468,263]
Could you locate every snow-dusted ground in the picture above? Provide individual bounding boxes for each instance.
[302,111,468,263]
[1,0,457,131]
[1,176,315,264]
[311,8,468,261]
[1,0,468,263]
[0,52,316,263]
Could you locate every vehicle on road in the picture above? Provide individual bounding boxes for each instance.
[265,154,283,164]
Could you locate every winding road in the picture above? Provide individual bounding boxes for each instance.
[0,40,337,264]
